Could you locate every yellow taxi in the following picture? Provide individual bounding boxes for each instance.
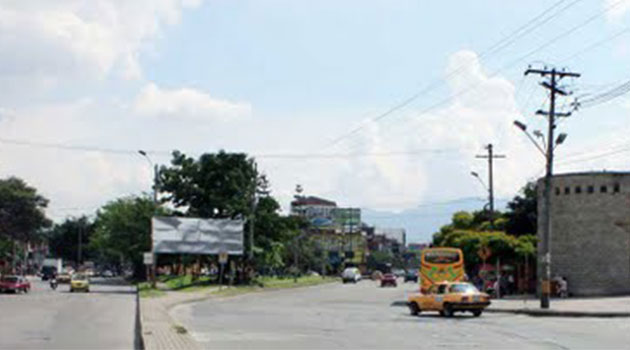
[407,281,490,317]
[70,273,90,293]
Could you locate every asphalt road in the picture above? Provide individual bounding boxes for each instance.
[172,278,630,349]
[0,276,137,350]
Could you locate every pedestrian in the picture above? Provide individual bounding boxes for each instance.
[559,276,568,298]
[492,278,500,298]
[507,274,515,295]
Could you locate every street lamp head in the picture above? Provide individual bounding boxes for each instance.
[556,133,568,145]
[513,120,527,131]
[471,171,479,177]
[138,150,147,156]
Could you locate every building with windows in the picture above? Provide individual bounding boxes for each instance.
[539,171,630,296]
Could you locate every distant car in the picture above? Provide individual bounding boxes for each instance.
[392,269,405,278]
[380,273,397,287]
[404,270,418,283]
[342,267,362,284]
[70,273,90,293]
[57,272,72,284]
[0,275,31,293]
[371,270,383,281]
[407,282,491,317]
[102,270,114,278]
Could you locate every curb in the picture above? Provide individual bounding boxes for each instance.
[392,300,630,318]
[485,308,630,318]
[134,286,145,350]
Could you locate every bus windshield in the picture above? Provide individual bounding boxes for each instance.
[423,250,461,264]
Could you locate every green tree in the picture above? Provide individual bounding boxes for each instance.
[159,150,257,219]
[48,216,94,265]
[90,196,166,278]
[0,177,51,242]
[0,177,50,272]
[452,211,474,229]
[504,182,537,236]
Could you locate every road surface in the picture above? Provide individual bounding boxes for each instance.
[173,278,630,349]
[0,276,137,349]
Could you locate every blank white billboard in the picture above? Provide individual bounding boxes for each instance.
[152,216,244,255]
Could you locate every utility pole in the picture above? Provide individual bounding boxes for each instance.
[78,221,82,267]
[249,163,257,261]
[525,66,580,309]
[475,144,505,225]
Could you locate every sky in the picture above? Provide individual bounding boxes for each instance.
[1,0,629,243]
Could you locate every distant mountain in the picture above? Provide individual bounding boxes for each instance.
[361,198,509,244]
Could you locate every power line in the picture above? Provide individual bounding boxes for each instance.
[557,144,630,165]
[323,0,584,149]
[337,0,624,154]
[0,137,461,160]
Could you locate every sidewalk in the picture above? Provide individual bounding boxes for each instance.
[486,295,630,317]
[140,286,219,350]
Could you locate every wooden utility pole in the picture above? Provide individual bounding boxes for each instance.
[525,67,580,309]
[476,144,505,225]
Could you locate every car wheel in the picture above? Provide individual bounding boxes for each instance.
[70,289,74,293]
[472,310,482,317]
[443,304,454,317]
[409,302,421,316]
[23,288,28,294]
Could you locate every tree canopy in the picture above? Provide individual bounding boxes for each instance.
[48,216,94,265]
[0,177,50,243]
[158,150,257,219]
[90,196,166,278]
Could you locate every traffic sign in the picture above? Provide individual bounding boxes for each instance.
[477,246,492,260]
[219,251,228,264]
[143,252,154,265]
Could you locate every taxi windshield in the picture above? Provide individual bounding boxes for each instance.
[72,274,87,281]
[449,284,478,293]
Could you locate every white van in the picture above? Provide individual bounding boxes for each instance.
[342,267,361,284]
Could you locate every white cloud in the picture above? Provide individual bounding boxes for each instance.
[296,50,543,211]
[0,100,151,221]
[0,0,203,85]
[605,0,630,22]
[133,83,252,120]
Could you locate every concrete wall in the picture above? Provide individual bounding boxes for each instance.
[537,172,630,296]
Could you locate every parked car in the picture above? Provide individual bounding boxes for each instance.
[380,273,397,287]
[342,267,362,283]
[0,275,31,293]
[70,273,90,293]
[392,268,406,278]
[407,282,491,317]
[404,270,418,283]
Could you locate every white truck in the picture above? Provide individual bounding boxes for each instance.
[41,258,63,280]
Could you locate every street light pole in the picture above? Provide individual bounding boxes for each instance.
[521,66,580,309]
[138,150,158,286]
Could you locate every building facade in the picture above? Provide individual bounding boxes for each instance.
[538,172,630,296]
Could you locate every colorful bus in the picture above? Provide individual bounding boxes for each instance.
[419,248,465,293]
